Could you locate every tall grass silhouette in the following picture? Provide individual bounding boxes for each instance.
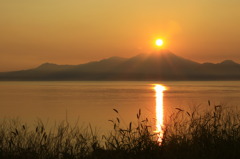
[1,102,240,159]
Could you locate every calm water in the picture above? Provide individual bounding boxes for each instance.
[0,81,240,130]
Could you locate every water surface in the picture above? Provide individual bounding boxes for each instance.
[0,81,240,130]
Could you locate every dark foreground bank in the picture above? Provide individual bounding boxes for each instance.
[1,104,240,159]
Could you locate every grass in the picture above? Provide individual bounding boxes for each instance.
[1,103,240,159]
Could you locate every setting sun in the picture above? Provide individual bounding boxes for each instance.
[156,39,164,47]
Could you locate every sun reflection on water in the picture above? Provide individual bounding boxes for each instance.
[154,84,167,142]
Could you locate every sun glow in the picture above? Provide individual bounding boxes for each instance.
[155,39,164,47]
[154,84,166,142]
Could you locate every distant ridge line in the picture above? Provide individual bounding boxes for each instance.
[0,51,240,81]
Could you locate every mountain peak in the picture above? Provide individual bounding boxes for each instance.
[36,62,74,71]
[37,63,58,69]
[220,60,238,65]
[146,51,199,65]
[99,56,127,62]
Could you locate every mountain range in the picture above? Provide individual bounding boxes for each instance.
[0,50,240,81]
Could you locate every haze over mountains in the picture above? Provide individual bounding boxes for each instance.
[0,51,240,81]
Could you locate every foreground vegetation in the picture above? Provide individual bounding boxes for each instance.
[1,103,240,159]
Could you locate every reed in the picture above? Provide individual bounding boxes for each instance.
[1,103,240,159]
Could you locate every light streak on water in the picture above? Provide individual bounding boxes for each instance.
[154,84,166,142]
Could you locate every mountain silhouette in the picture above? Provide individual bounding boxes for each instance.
[0,50,240,81]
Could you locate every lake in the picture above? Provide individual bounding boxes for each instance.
[0,81,240,131]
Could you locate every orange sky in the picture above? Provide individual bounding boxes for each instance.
[0,0,240,72]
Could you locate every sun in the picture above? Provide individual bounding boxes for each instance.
[155,39,164,47]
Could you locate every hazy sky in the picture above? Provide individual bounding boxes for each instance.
[1,0,240,71]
